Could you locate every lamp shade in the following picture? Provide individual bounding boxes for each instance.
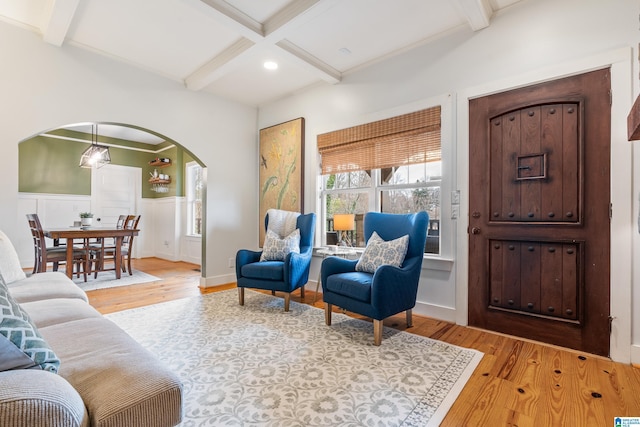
[333,214,355,231]
[79,123,111,168]
[79,144,111,168]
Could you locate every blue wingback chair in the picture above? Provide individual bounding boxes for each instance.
[236,212,316,311]
[321,211,429,345]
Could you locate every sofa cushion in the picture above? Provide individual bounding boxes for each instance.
[0,283,60,373]
[20,298,104,329]
[41,317,183,427]
[355,231,409,273]
[260,228,300,261]
[0,230,26,285]
[7,272,88,304]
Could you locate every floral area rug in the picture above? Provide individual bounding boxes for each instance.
[107,289,483,426]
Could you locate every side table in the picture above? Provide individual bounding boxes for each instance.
[314,247,358,304]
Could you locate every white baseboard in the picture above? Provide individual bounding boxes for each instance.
[413,300,457,323]
[631,344,640,366]
[200,272,236,288]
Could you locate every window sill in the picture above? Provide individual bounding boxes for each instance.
[422,256,454,272]
[315,248,454,271]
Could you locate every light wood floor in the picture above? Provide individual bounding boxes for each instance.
[87,257,640,426]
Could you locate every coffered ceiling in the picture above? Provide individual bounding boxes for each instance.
[0,0,523,107]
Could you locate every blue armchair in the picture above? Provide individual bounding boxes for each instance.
[321,211,429,345]
[236,212,316,311]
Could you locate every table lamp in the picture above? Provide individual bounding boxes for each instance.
[333,214,355,246]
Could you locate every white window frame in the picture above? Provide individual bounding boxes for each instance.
[318,93,454,262]
[185,161,203,237]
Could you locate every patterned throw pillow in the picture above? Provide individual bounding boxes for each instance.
[260,229,301,261]
[0,283,60,373]
[355,231,410,273]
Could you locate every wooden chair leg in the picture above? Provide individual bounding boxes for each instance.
[324,303,332,326]
[300,285,305,299]
[238,287,244,306]
[284,292,290,312]
[406,309,413,328]
[373,319,383,346]
[271,290,276,296]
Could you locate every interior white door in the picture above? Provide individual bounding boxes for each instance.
[91,164,141,227]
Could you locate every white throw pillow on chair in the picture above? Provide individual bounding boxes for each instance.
[355,231,409,274]
[0,230,26,285]
[260,229,301,261]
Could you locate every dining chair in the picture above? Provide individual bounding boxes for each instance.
[89,214,141,277]
[26,214,87,281]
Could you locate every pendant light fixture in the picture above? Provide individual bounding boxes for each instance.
[79,123,111,168]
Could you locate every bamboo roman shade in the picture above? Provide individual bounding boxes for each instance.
[317,106,441,175]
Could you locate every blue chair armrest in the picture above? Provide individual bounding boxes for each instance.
[320,256,359,291]
[284,246,313,286]
[371,256,422,314]
[236,249,262,278]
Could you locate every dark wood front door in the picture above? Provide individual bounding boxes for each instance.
[468,69,611,356]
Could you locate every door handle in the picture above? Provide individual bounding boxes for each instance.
[471,227,481,235]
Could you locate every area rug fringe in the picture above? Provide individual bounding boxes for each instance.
[107,289,483,426]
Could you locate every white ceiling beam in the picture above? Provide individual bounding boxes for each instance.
[453,0,493,31]
[184,0,342,91]
[276,40,340,84]
[41,0,80,46]
[263,0,321,38]
[184,0,264,41]
[185,38,255,91]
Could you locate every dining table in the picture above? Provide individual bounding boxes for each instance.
[43,226,139,279]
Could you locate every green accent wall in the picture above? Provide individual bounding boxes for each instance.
[18,131,200,198]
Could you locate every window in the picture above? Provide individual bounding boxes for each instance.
[186,162,203,236]
[319,105,442,254]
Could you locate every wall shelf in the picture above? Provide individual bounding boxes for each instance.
[149,178,171,184]
[149,157,171,193]
[149,158,171,167]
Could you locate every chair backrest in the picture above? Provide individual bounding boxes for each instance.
[265,212,316,252]
[363,212,429,261]
[116,215,128,228]
[26,213,46,272]
[123,215,141,245]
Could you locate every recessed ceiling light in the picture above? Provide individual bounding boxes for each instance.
[264,61,278,70]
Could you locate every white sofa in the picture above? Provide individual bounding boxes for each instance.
[0,232,183,427]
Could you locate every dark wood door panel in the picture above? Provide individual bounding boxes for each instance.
[488,239,581,321]
[469,69,611,356]
[489,103,580,223]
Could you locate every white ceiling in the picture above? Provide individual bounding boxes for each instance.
[0,0,524,110]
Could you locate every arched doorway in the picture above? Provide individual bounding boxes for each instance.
[17,122,207,276]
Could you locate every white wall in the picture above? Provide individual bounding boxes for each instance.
[258,0,639,363]
[0,22,257,288]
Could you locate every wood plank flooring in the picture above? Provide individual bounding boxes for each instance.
[87,257,640,426]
